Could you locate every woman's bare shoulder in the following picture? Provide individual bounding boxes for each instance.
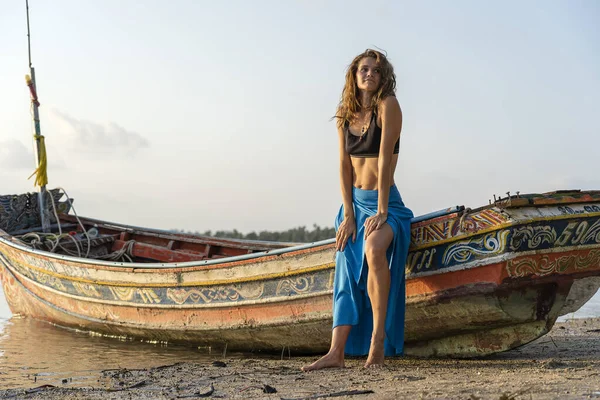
[380,95,401,112]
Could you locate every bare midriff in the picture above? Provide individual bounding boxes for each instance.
[350,154,398,190]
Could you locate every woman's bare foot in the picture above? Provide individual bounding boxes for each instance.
[301,352,344,372]
[364,337,385,368]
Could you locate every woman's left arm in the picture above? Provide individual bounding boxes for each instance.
[364,96,402,239]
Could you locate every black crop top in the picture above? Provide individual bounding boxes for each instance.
[345,110,400,157]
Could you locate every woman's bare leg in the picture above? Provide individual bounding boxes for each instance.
[301,325,351,372]
[364,224,393,368]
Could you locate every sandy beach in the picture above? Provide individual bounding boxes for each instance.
[0,318,598,400]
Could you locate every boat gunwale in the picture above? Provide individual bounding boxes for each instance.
[1,204,600,272]
[0,249,336,288]
[0,228,337,270]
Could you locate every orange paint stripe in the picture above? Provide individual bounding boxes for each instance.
[407,262,507,297]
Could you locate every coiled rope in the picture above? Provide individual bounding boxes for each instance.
[17,187,136,262]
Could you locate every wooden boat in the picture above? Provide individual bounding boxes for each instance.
[1,189,599,357]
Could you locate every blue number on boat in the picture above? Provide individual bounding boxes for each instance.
[584,205,600,213]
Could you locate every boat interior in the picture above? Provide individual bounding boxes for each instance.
[9,213,297,264]
[0,190,297,264]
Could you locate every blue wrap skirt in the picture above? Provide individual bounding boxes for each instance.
[333,184,413,356]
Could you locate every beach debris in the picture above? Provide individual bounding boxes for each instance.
[240,384,277,394]
[543,359,567,369]
[176,383,215,398]
[25,384,56,394]
[281,346,292,360]
[152,362,186,371]
[0,385,58,399]
[127,380,148,389]
[394,375,425,382]
[102,367,134,379]
[498,393,516,400]
[263,384,277,393]
[280,389,375,400]
[106,380,148,392]
[499,388,531,399]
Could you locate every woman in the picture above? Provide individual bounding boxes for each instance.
[303,49,413,371]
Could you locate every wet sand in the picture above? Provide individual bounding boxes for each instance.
[1,318,599,400]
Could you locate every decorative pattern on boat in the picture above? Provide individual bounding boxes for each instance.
[507,249,600,278]
[106,287,162,303]
[442,230,510,265]
[407,215,600,274]
[71,282,102,298]
[1,253,332,306]
[411,209,509,248]
[7,250,93,279]
[0,189,71,233]
[509,226,557,251]
[166,284,264,305]
[275,276,315,295]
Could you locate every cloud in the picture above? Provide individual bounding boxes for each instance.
[50,109,150,154]
[0,140,35,170]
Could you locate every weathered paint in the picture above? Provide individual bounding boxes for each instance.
[1,190,600,357]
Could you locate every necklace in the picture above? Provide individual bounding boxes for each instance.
[359,110,372,137]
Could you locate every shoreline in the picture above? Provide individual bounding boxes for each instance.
[1,318,599,399]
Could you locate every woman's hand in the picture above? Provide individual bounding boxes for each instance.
[364,213,388,239]
[336,216,356,252]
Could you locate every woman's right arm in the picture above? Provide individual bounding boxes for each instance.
[336,125,356,251]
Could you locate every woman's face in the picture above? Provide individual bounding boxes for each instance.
[355,57,381,93]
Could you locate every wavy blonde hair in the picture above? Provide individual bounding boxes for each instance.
[335,49,397,129]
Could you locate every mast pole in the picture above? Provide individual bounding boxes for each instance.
[26,0,50,232]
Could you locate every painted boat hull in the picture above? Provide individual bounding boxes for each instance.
[1,191,600,357]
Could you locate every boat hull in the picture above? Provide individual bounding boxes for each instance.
[2,192,600,357]
[0,250,574,357]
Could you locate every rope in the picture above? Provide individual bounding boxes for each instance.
[458,207,473,232]
[47,190,63,236]
[17,232,135,262]
[28,135,48,187]
[96,240,135,262]
[19,232,82,258]
[57,187,90,258]
[11,187,136,262]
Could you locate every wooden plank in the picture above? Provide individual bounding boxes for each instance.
[59,214,295,251]
[112,239,207,263]
[532,194,600,205]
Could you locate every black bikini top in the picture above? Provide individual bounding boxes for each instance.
[344,109,400,158]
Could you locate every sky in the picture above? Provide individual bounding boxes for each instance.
[0,1,598,234]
